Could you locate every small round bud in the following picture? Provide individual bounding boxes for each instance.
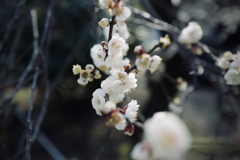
[159,34,171,49]
[124,63,131,72]
[85,64,95,72]
[72,64,81,75]
[223,51,233,60]
[134,45,144,56]
[94,70,102,79]
[98,18,110,28]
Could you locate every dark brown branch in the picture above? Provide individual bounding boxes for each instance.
[104,16,116,60]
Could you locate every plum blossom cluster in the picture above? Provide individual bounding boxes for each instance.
[216,51,240,85]
[131,112,192,160]
[72,64,101,86]
[92,89,140,136]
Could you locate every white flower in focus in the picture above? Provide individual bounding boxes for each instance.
[143,112,191,160]
[72,64,81,75]
[108,35,125,54]
[98,0,112,9]
[224,51,233,60]
[99,101,116,115]
[224,69,240,85]
[135,54,151,73]
[216,57,230,69]
[98,18,110,28]
[92,89,106,116]
[148,55,162,73]
[178,21,203,44]
[124,100,140,123]
[131,141,152,160]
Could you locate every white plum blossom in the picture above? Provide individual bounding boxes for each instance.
[77,70,91,86]
[98,0,112,9]
[232,51,240,63]
[124,100,140,123]
[159,34,171,49]
[98,18,110,28]
[148,55,162,73]
[178,21,203,44]
[108,35,125,55]
[131,141,152,160]
[92,89,106,116]
[122,43,129,57]
[216,57,230,69]
[229,61,240,70]
[143,112,192,160]
[224,69,240,85]
[101,69,137,103]
[135,54,151,73]
[85,64,95,72]
[72,64,81,75]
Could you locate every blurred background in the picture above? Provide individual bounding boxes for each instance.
[1,0,240,159]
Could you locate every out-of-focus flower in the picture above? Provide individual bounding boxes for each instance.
[224,69,240,85]
[72,64,81,75]
[148,55,162,73]
[115,7,131,27]
[178,21,203,44]
[142,112,192,160]
[131,141,152,160]
[216,57,230,69]
[99,101,116,115]
[224,51,233,60]
[176,77,188,91]
[85,64,95,72]
[98,18,110,28]
[124,123,135,136]
[98,0,113,9]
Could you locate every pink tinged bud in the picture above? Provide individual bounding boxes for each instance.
[98,18,110,28]
[124,123,135,136]
[134,45,144,56]
[101,41,108,50]
[124,63,131,72]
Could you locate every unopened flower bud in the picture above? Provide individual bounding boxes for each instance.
[94,70,102,79]
[134,45,144,56]
[159,34,171,49]
[173,97,181,105]
[98,18,110,28]
[85,64,95,72]
[124,123,135,136]
[101,41,108,50]
[223,51,233,60]
[124,63,131,72]
[191,46,203,55]
[72,64,81,75]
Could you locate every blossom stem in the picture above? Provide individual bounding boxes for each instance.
[127,43,160,73]
[104,16,116,60]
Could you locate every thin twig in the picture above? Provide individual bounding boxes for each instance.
[104,16,116,60]
[180,86,194,119]
[197,43,218,60]
[0,0,27,56]
[26,67,39,160]
[0,9,40,115]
